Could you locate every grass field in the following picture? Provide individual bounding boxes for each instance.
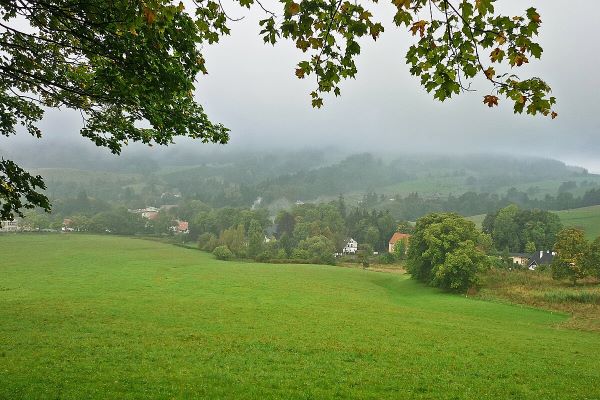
[555,205,600,240]
[1,235,600,399]
[467,205,600,240]
[465,213,486,228]
[379,175,600,200]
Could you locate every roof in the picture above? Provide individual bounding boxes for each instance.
[529,251,555,265]
[178,221,189,231]
[389,232,410,244]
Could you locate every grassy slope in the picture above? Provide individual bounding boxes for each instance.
[555,205,600,240]
[30,168,141,184]
[379,175,600,199]
[467,205,600,240]
[1,235,599,399]
[466,213,486,228]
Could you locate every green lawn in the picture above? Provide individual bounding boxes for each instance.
[1,234,599,399]
[555,205,600,240]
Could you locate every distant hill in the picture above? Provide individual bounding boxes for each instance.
[8,148,600,214]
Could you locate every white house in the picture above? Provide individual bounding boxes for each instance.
[0,220,19,232]
[508,251,556,270]
[342,238,358,255]
[509,253,530,267]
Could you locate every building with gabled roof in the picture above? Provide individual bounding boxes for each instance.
[342,238,358,255]
[528,250,555,270]
[388,232,410,253]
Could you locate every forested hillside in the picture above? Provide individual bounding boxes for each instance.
[5,146,600,223]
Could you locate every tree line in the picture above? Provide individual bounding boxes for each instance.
[373,186,600,221]
[198,197,398,265]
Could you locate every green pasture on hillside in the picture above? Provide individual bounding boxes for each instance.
[467,205,600,240]
[1,234,599,399]
[555,205,600,240]
[465,213,486,228]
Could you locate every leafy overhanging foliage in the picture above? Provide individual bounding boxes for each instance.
[0,0,229,220]
[1,0,556,220]
[0,159,49,220]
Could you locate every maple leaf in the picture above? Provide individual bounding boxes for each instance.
[513,54,529,67]
[410,20,427,37]
[392,0,411,9]
[551,111,558,119]
[483,95,499,107]
[490,48,504,63]
[360,11,372,21]
[295,38,309,52]
[287,2,300,16]
[144,7,156,25]
[295,67,305,79]
[484,67,495,80]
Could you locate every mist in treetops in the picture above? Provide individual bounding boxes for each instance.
[1,0,598,173]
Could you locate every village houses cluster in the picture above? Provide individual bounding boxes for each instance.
[336,232,411,257]
[2,214,559,270]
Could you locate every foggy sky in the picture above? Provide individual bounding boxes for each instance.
[3,1,599,171]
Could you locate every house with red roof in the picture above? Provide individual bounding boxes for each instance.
[177,220,189,233]
[388,232,410,253]
[169,220,189,234]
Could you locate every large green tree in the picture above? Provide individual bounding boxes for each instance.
[247,219,265,258]
[485,205,562,253]
[585,237,600,280]
[406,212,489,292]
[551,228,589,284]
[491,204,520,252]
[1,0,556,220]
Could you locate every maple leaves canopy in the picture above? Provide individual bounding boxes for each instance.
[0,0,556,220]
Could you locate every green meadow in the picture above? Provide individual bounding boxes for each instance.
[555,205,600,240]
[1,234,599,399]
[467,205,600,240]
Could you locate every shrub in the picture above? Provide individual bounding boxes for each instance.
[379,252,396,264]
[213,245,234,261]
[198,232,219,252]
[291,249,310,260]
[276,249,287,259]
[294,235,336,265]
[255,252,269,262]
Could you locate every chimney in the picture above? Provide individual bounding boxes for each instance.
[539,250,543,258]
